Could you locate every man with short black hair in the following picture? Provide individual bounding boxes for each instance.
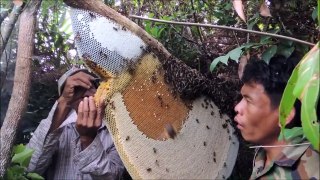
[234,55,319,179]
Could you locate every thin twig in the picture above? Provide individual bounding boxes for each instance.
[250,142,311,148]
[232,30,240,47]
[129,15,315,47]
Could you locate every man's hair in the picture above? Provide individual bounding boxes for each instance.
[241,54,302,128]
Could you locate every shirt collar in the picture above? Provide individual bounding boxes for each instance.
[250,127,310,179]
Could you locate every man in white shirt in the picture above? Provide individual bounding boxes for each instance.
[27,68,124,179]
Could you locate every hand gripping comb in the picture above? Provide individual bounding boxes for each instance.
[66,0,239,179]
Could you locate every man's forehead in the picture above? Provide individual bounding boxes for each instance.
[241,82,266,96]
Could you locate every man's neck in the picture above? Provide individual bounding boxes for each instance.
[263,140,287,167]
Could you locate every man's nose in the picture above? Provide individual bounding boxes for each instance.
[234,99,242,114]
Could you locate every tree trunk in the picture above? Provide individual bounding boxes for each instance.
[0,0,42,176]
[0,2,24,58]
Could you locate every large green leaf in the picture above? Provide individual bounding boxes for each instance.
[301,77,320,150]
[279,61,299,140]
[279,43,320,151]
[298,44,320,151]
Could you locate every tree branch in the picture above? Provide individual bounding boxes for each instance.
[129,15,315,47]
[0,0,42,176]
[0,3,24,58]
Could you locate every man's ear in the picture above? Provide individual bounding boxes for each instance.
[277,108,296,127]
[285,108,296,125]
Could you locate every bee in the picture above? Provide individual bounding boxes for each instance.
[146,168,152,172]
[165,124,176,139]
[82,53,91,61]
[153,148,157,154]
[125,136,130,141]
[99,51,108,59]
[75,32,81,42]
[196,119,199,123]
[151,72,157,84]
[109,101,115,110]
[113,27,118,31]
[89,12,96,19]
[206,125,210,130]
[222,123,228,129]
[223,162,227,167]
[127,60,136,75]
[203,141,207,146]
[121,26,127,31]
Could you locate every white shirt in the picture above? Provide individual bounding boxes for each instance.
[27,102,124,180]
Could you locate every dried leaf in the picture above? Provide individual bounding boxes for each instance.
[13,0,23,6]
[238,53,250,79]
[233,0,246,22]
[259,2,271,17]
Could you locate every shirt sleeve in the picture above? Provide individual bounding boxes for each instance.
[73,128,125,180]
[26,101,64,175]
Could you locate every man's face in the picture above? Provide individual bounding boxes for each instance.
[234,83,280,145]
[71,86,97,111]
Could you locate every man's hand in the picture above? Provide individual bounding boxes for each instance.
[50,71,95,133]
[76,96,106,150]
[59,71,95,108]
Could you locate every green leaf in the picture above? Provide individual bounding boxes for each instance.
[280,43,320,151]
[27,173,45,180]
[312,7,317,20]
[13,144,26,154]
[210,55,229,71]
[261,45,277,64]
[301,77,320,151]
[260,36,271,43]
[279,63,299,140]
[296,44,320,151]
[224,2,232,10]
[283,127,304,140]
[277,44,295,58]
[281,40,294,47]
[229,47,243,62]
[12,146,34,167]
[5,165,26,179]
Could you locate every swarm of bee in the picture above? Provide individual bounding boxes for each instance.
[163,56,206,99]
